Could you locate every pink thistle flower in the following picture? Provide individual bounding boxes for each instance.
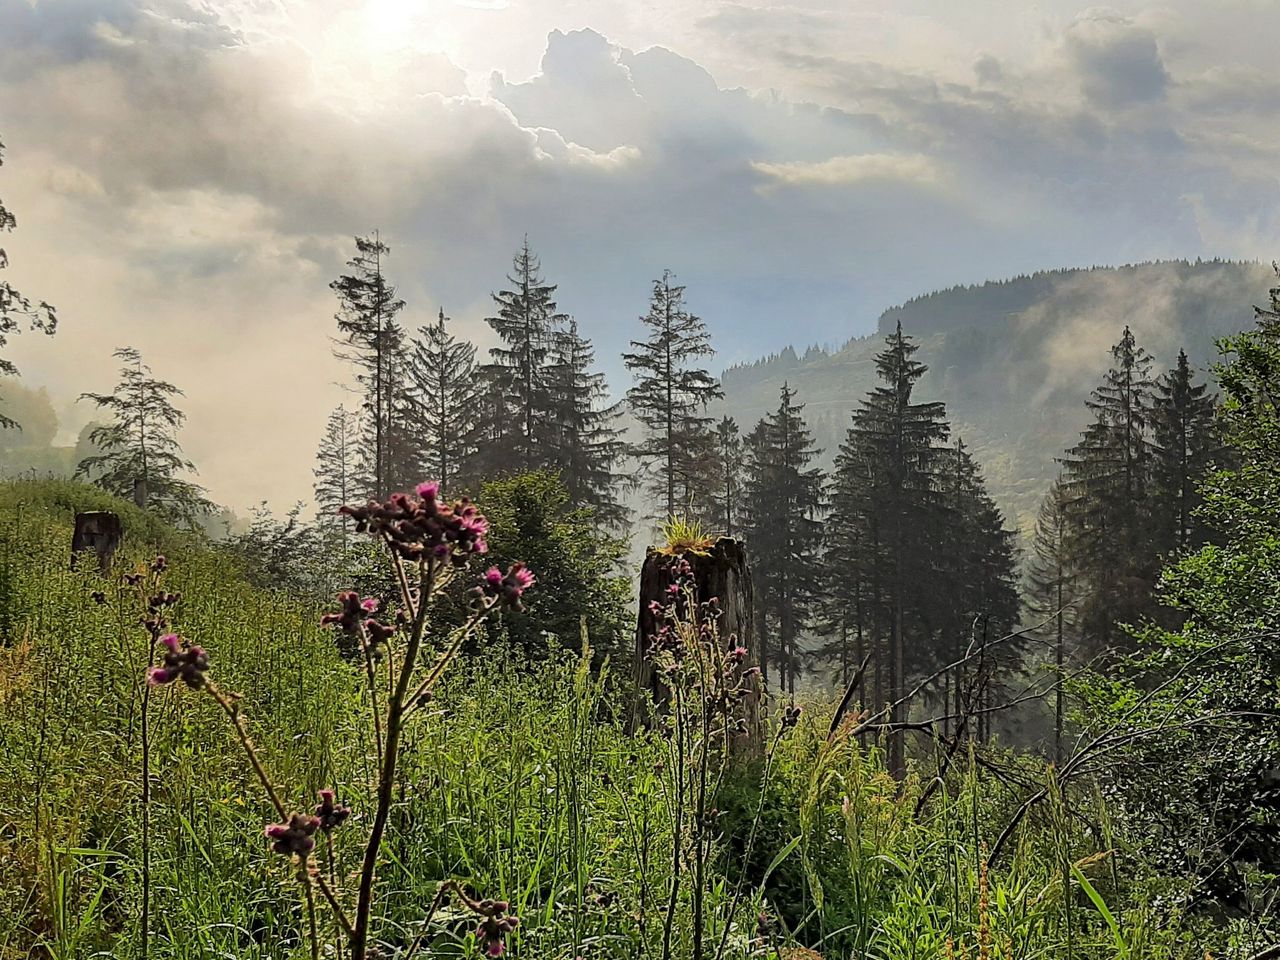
[265,813,321,858]
[148,636,209,689]
[479,563,535,612]
[315,789,352,833]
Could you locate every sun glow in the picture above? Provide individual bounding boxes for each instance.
[359,0,423,52]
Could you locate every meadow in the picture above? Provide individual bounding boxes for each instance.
[0,478,1262,959]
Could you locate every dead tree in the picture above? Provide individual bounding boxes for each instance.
[632,537,761,749]
[71,511,123,574]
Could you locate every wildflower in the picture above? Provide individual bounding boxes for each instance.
[782,703,803,729]
[148,591,181,610]
[265,813,321,858]
[315,789,351,833]
[151,555,167,574]
[320,591,370,633]
[148,634,209,689]
[727,645,748,664]
[339,484,490,564]
[90,590,107,605]
[755,911,773,942]
[479,563,535,612]
[472,899,519,958]
[365,618,395,648]
[124,573,143,587]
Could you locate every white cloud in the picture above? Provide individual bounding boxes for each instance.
[750,152,940,190]
[2,0,1278,511]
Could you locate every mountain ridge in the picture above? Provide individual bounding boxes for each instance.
[716,258,1275,533]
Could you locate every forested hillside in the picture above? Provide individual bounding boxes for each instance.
[720,260,1275,531]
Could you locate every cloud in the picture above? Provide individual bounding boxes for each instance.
[751,152,939,190]
[1,0,1277,512]
[1064,8,1170,109]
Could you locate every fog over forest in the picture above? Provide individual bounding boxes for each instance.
[2,3,1280,959]
[2,0,1278,510]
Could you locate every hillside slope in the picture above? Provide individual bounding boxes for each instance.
[718,259,1275,532]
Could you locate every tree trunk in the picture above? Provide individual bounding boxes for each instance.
[632,537,761,752]
[71,512,123,574]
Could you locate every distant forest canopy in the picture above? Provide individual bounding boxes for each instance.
[5,257,1272,538]
[719,258,1276,531]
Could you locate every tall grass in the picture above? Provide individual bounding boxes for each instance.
[0,480,1225,959]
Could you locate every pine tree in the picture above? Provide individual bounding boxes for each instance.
[331,233,407,499]
[1151,350,1223,555]
[838,322,949,775]
[822,418,882,691]
[483,238,566,471]
[1026,477,1078,763]
[468,367,516,482]
[623,270,723,520]
[75,347,209,522]
[0,137,57,429]
[1059,325,1158,654]
[711,416,744,536]
[381,345,422,496]
[741,383,825,694]
[546,318,627,526]
[938,440,1020,743]
[407,309,480,494]
[314,404,364,540]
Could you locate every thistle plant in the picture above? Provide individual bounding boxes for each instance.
[641,554,793,960]
[141,481,532,960]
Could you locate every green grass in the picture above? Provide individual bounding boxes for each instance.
[0,480,1228,959]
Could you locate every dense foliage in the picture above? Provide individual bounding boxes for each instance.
[1082,272,1280,915]
[4,478,1266,960]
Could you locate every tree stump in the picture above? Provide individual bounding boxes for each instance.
[632,537,761,750]
[71,512,123,574]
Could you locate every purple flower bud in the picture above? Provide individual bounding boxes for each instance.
[265,813,321,858]
[340,485,491,562]
[480,563,535,612]
[148,635,209,689]
[315,789,352,833]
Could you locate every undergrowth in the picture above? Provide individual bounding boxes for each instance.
[0,480,1244,959]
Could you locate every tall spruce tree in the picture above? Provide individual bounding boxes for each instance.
[711,416,744,536]
[741,383,825,694]
[837,322,949,775]
[1151,349,1223,555]
[0,137,57,429]
[1059,325,1158,654]
[1026,477,1078,763]
[314,404,364,540]
[483,239,566,471]
[938,440,1020,743]
[623,270,723,520]
[76,347,208,522]
[382,346,422,496]
[822,419,883,690]
[468,367,516,482]
[409,309,480,495]
[546,318,627,526]
[331,233,407,498]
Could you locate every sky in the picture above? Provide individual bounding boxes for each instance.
[1,0,1278,511]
